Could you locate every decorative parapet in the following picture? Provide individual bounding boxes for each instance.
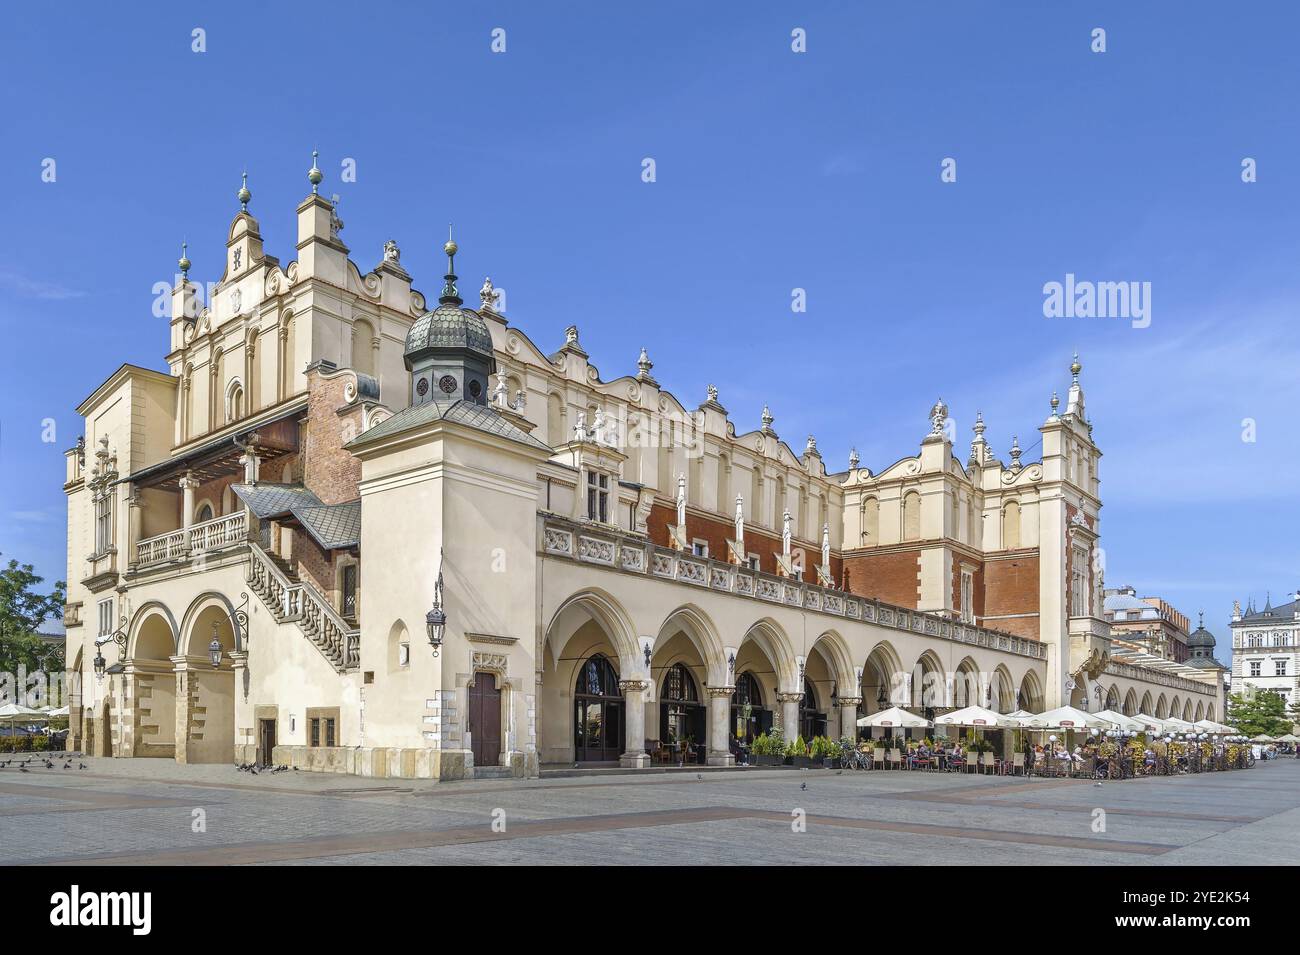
[540,515,1046,662]
[1104,659,1216,696]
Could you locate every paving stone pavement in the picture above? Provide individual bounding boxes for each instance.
[1,754,1297,865]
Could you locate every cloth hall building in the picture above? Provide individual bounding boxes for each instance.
[63,172,1224,778]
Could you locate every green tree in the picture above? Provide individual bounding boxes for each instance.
[0,556,65,672]
[1226,690,1291,736]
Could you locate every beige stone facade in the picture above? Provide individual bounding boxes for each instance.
[63,175,1222,780]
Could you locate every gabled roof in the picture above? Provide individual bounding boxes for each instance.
[231,483,360,550]
[346,398,551,452]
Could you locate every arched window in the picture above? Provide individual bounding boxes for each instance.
[351,319,375,377]
[799,677,826,741]
[1001,500,1021,550]
[195,502,214,524]
[660,662,704,750]
[902,491,921,541]
[731,672,769,743]
[574,654,622,762]
[861,497,879,545]
[225,378,244,423]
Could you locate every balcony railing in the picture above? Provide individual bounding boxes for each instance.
[135,512,247,568]
[541,515,1047,661]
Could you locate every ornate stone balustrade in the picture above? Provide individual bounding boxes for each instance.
[1104,659,1217,697]
[247,543,359,672]
[541,515,1047,661]
[135,512,246,567]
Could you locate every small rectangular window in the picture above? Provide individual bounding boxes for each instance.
[586,471,609,523]
[310,718,321,747]
[399,643,410,667]
[692,539,709,558]
[97,599,114,637]
[325,718,336,748]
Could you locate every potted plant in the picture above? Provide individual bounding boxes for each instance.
[751,732,784,766]
[789,734,814,768]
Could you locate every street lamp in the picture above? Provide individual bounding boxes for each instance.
[208,621,223,668]
[426,560,446,657]
[93,649,106,684]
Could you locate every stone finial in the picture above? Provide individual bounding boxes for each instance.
[1071,352,1082,384]
[493,369,509,407]
[479,276,499,310]
[929,398,948,436]
[707,384,718,403]
[514,389,527,412]
[761,404,774,432]
[1010,435,1022,470]
[848,447,860,470]
[573,411,587,443]
[308,149,322,194]
[384,239,401,263]
[178,241,191,278]
[328,194,344,238]
[637,347,653,379]
[1049,391,1060,418]
[237,171,251,211]
[805,435,818,456]
[973,410,985,437]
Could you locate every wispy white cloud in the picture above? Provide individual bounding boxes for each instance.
[0,269,85,301]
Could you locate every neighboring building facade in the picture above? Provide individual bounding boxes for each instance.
[62,169,1221,778]
[1103,585,1192,662]
[1230,596,1300,709]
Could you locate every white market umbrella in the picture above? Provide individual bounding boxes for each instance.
[1193,719,1230,734]
[857,706,932,729]
[933,706,1018,728]
[1018,706,1116,731]
[1132,713,1166,733]
[1163,717,1196,732]
[1276,733,1300,743]
[1092,709,1145,732]
[1250,734,1275,743]
[0,703,44,737]
[46,705,69,717]
[1005,709,1037,720]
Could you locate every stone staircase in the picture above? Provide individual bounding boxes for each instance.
[247,542,360,672]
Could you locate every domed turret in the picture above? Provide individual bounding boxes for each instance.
[1187,612,1217,663]
[403,228,495,406]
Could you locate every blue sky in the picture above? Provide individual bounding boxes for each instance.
[3,2,1297,658]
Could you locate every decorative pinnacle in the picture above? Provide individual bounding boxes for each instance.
[439,224,461,305]
[1071,352,1082,384]
[637,347,653,378]
[761,404,774,430]
[308,150,322,194]
[848,447,860,470]
[237,171,251,211]
[973,410,985,437]
[1010,435,1022,468]
[178,241,190,278]
[1050,391,1060,414]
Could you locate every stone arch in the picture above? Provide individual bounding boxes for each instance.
[1183,699,1194,721]
[1105,685,1120,711]
[178,589,245,657]
[741,618,800,692]
[1156,694,1169,719]
[808,629,856,698]
[1194,700,1204,722]
[1123,688,1138,716]
[1206,703,1215,721]
[351,318,376,377]
[902,490,921,541]
[952,655,981,708]
[1002,500,1022,549]
[1017,668,1045,712]
[654,605,728,687]
[912,649,946,709]
[127,602,180,660]
[991,665,1015,713]
[861,640,905,712]
[543,589,640,676]
[1140,691,1153,715]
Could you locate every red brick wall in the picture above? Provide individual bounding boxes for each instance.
[302,368,365,505]
[840,550,921,608]
[983,553,1039,638]
[647,502,837,579]
[292,527,335,599]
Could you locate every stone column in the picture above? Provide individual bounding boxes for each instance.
[171,655,193,764]
[706,686,735,766]
[777,692,802,742]
[229,650,253,764]
[619,680,649,768]
[838,697,862,741]
[126,487,143,571]
[180,473,198,526]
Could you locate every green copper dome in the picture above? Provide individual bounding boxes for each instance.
[403,302,493,364]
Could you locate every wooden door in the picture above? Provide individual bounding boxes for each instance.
[469,673,502,768]
[258,718,277,767]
